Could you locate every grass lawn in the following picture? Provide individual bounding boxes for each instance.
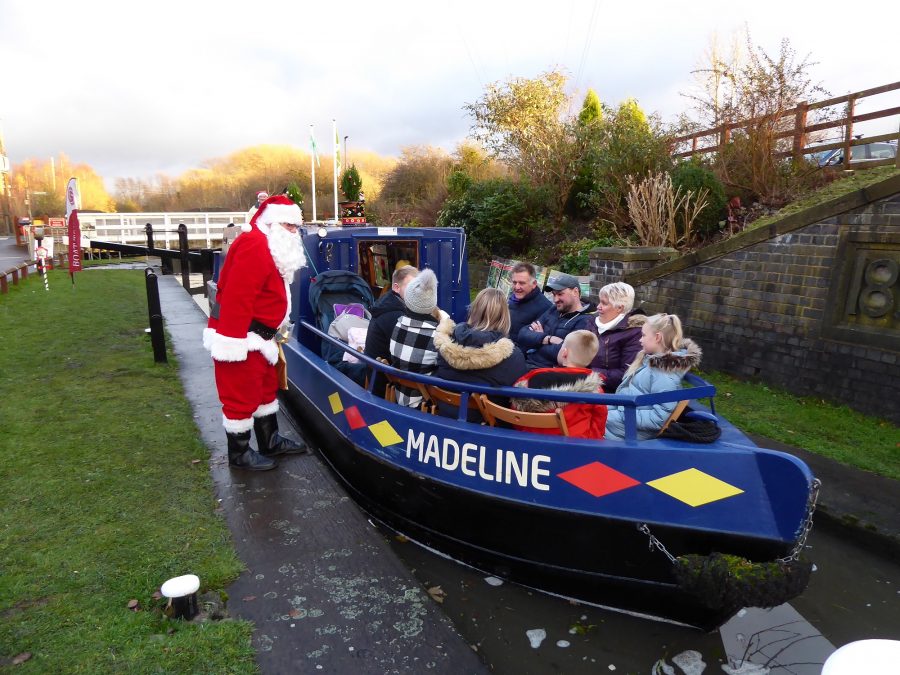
[701,370,900,481]
[0,269,255,672]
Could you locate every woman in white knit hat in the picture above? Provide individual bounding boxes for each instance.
[388,268,447,407]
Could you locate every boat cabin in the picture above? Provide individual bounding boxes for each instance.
[294,226,470,353]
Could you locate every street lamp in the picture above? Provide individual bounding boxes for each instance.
[344,136,349,166]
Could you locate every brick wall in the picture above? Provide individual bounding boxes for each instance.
[589,175,900,424]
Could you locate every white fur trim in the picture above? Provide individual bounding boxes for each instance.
[253,400,280,417]
[248,331,280,365]
[202,327,216,351]
[210,333,249,362]
[207,330,279,364]
[256,203,303,227]
[223,415,254,433]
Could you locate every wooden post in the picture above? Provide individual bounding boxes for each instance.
[896,119,900,169]
[793,102,808,160]
[843,96,856,166]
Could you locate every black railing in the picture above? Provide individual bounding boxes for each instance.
[89,222,218,296]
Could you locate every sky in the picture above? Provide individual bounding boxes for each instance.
[1,0,898,190]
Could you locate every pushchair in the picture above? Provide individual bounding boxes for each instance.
[308,270,376,384]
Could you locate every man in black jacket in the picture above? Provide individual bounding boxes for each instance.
[516,272,596,368]
[508,262,553,340]
[364,265,418,395]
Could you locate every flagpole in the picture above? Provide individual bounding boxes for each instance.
[332,119,339,225]
[309,125,317,222]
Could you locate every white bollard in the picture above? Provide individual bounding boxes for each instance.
[160,574,200,620]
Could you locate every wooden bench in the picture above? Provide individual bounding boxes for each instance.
[424,384,481,416]
[657,399,690,436]
[475,394,570,436]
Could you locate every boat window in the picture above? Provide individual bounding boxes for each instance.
[357,240,419,297]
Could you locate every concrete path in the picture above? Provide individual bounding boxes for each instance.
[156,273,486,674]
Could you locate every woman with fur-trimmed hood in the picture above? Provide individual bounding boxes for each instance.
[433,288,528,420]
[604,313,702,441]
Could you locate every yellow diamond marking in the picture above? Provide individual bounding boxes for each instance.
[647,468,744,507]
[368,420,403,447]
[328,392,344,415]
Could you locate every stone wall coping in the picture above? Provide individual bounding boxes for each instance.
[619,172,900,286]
[589,246,679,262]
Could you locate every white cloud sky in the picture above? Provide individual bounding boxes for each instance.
[1,0,897,188]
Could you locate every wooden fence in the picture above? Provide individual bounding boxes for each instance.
[672,81,900,169]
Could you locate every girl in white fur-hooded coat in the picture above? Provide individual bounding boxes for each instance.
[604,313,702,441]
[433,288,528,421]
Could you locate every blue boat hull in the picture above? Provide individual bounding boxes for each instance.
[282,338,815,630]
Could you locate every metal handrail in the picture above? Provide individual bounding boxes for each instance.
[299,320,718,441]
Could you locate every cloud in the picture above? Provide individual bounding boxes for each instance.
[2,0,897,189]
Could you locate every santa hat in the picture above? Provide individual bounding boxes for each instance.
[243,194,303,233]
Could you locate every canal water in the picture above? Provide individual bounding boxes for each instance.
[380,518,900,674]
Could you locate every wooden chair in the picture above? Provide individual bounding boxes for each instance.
[657,399,690,436]
[424,384,481,416]
[384,371,433,413]
[475,394,570,436]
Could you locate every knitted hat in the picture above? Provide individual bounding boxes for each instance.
[403,268,438,315]
[243,194,302,233]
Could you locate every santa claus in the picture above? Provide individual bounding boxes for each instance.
[204,194,308,470]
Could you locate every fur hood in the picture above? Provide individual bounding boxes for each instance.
[637,338,702,373]
[511,372,604,413]
[433,316,514,371]
[623,312,647,330]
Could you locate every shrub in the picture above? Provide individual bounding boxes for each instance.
[340,165,363,201]
[437,178,551,258]
[671,161,726,236]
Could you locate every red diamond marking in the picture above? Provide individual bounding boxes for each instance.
[344,406,366,430]
[558,461,640,498]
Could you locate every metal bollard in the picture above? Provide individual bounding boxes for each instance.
[178,224,190,292]
[145,223,155,252]
[145,268,168,363]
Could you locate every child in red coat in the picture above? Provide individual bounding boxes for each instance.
[511,330,607,439]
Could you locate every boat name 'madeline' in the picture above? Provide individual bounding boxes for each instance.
[406,430,550,490]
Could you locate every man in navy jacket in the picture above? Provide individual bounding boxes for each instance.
[516,272,596,368]
[508,262,553,340]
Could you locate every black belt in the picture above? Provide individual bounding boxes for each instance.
[249,320,279,340]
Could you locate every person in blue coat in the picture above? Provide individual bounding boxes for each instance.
[604,313,702,440]
[516,272,596,368]
[508,262,553,339]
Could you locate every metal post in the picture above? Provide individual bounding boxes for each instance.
[145,268,168,363]
[178,223,190,292]
[200,249,214,298]
[145,223,154,252]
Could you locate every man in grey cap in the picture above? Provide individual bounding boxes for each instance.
[515,272,596,368]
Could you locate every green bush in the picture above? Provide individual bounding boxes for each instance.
[555,230,625,275]
[437,178,552,258]
[671,161,727,236]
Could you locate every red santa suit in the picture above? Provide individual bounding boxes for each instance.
[203,195,306,433]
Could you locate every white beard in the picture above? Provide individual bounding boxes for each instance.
[267,225,306,280]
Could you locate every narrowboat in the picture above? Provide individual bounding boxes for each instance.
[270,225,818,630]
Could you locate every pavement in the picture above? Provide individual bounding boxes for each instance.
[155,271,487,674]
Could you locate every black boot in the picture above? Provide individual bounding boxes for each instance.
[226,430,277,471]
[254,413,308,456]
